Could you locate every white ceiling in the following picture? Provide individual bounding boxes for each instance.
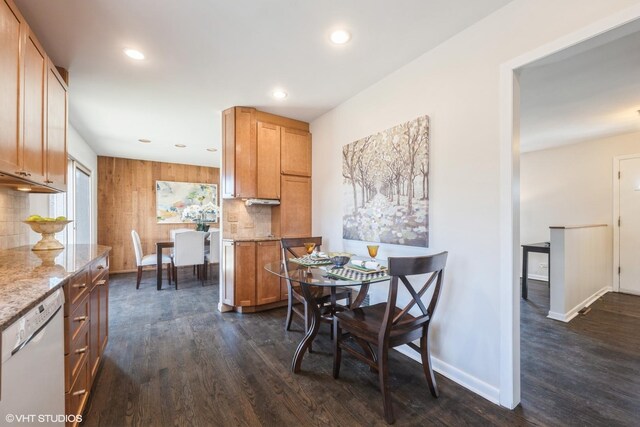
[519,19,640,153]
[15,0,513,167]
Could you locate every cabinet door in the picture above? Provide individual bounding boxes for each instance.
[98,275,108,355]
[256,122,280,199]
[279,175,311,237]
[46,62,67,190]
[222,241,235,305]
[234,241,256,306]
[281,127,311,177]
[221,108,236,198]
[256,241,281,305]
[0,0,24,174]
[88,285,100,382]
[21,28,46,183]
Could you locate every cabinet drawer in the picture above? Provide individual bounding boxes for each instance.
[64,271,89,316]
[64,294,89,355]
[91,256,109,282]
[65,321,89,393]
[65,355,89,426]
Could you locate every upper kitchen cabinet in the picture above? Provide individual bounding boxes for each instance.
[0,0,25,175]
[21,27,47,185]
[272,175,311,238]
[256,121,281,199]
[281,127,311,177]
[222,107,257,199]
[0,0,68,192]
[46,61,68,191]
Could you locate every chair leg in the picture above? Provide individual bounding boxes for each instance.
[285,287,294,331]
[378,345,395,424]
[166,263,172,284]
[420,328,439,398]
[174,266,178,290]
[136,266,142,289]
[333,318,342,379]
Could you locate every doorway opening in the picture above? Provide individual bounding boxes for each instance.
[499,5,640,420]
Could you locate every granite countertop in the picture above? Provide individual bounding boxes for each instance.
[0,244,111,331]
[222,236,281,242]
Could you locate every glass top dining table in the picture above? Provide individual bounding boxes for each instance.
[264,259,391,373]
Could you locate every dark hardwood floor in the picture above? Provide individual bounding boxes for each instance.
[82,272,640,426]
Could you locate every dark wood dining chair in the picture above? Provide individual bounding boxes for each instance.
[332,252,448,424]
[280,237,353,334]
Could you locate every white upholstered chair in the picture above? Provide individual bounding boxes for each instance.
[171,231,206,288]
[170,228,193,241]
[131,230,172,289]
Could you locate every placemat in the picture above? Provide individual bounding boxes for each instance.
[321,266,390,282]
[289,256,333,266]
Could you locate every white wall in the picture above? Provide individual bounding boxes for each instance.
[67,125,98,244]
[310,0,640,403]
[521,131,640,279]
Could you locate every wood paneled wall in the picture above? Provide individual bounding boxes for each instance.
[98,156,219,272]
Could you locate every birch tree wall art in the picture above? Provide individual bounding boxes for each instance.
[342,115,429,247]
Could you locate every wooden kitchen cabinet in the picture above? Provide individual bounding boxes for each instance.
[272,175,312,238]
[256,240,281,305]
[0,0,25,176]
[21,27,47,184]
[62,252,110,426]
[234,241,257,306]
[0,0,67,192]
[46,60,68,191]
[222,106,257,198]
[256,121,281,199]
[281,127,311,177]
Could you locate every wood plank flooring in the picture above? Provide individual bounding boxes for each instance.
[82,272,640,426]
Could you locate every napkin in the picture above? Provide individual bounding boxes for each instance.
[311,251,328,259]
[351,260,381,270]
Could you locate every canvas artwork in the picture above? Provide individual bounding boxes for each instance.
[342,115,429,247]
[156,181,218,224]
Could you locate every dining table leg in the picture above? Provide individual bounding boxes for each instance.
[292,282,322,373]
[157,246,163,291]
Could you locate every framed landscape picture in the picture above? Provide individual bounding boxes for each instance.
[156,181,218,224]
[342,115,429,247]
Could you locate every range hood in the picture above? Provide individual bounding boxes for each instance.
[245,198,280,206]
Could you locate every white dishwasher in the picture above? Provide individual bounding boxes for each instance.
[0,289,65,426]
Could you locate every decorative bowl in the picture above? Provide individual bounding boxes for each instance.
[23,220,72,251]
[329,252,352,268]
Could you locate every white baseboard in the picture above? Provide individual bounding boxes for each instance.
[394,345,500,405]
[527,273,548,281]
[547,286,612,323]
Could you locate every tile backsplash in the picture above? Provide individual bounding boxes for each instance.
[0,187,30,250]
[222,199,273,239]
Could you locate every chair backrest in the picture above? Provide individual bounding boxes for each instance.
[170,228,194,241]
[380,252,448,342]
[207,229,221,264]
[131,230,144,266]
[173,231,206,267]
[280,236,323,262]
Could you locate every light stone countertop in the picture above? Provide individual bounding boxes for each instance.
[222,236,281,242]
[0,244,111,331]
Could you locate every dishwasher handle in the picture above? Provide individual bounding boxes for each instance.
[10,306,62,357]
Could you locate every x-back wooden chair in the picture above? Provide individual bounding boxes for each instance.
[332,252,448,424]
[280,237,353,334]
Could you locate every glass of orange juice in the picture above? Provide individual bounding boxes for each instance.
[367,245,379,260]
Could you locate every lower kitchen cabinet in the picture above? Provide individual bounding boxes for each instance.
[63,252,110,426]
[222,239,283,311]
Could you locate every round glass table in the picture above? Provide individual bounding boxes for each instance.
[264,260,390,373]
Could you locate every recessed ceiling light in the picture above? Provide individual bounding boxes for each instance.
[123,48,145,60]
[175,144,186,148]
[330,30,351,45]
[16,186,31,192]
[206,148,217,152]
[272,89,288,100]
[138,138,151,143]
